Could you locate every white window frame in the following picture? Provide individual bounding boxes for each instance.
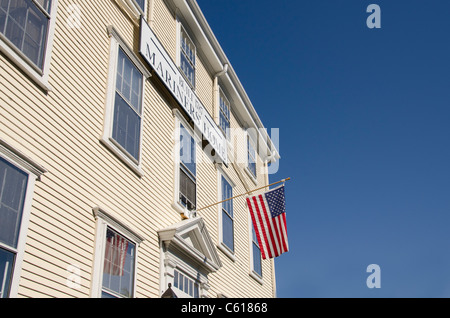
[101,26,150,178]
[177,19,196,89]
[91,206,144,298]
[0,0,58,91]
[0,138,46,297]
[172,110,199,217]
[216,167,236,261]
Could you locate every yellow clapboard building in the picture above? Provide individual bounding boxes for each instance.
[0,0,280,298]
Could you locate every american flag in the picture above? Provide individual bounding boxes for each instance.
[247,185,289,260]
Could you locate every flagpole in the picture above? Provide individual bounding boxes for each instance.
[195,177,291,212]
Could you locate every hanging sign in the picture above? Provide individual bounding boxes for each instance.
[139,17,228,165]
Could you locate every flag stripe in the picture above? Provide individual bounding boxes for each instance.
[247,197,267,260]
[259,194,280,258]
[252,196,273,259]
[271,216,281,257]
[281,212,289,252]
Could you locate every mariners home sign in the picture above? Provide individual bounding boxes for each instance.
[139,17,228,165]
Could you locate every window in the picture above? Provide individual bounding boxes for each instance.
[0,0,56,89]
[247,136,257,178]
[219,89,230,139]
[252,225,262,277]
[0,157,27,298]
[112,48,143,161]
[91,207,144,298]
[179,123,196,211]
[0,139,46,298]
[102,27,150,177]
[173,269,199,298]
[0,0,51,69]
[101,227,136,298]
[179,24,195,88]
[221,176,234,252]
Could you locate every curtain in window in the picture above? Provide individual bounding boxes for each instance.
[102,228,135,298]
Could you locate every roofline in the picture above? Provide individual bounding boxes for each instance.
[174,0,280,161]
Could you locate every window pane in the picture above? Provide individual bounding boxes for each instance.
[174,270,179,289]
[0,3,6,33]
[102,228,136,298]
[253,242,262,276]
[219,111,229,138]
[180,125,196,176]
[0,157,28,248]
[134,0,144,12]
[221,177,233,217]
[1,0,49,69]
[248,138,256,177]
[194,284,199,298]
[34,0,52,14]
[116,49,142,114]
[222,211,234,252]
[180,51,195,87]
[112,93,141,161]
[0,248,14,298]
[179,168,196,211]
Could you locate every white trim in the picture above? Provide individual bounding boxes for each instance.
[90,207,144,298]
[101,26,150,178]
[0,140,46,297]
[158,217,221,298]
[0,0,58,92]
[115,0,147,23]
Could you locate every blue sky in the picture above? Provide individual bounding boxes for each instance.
[197,0,450,297]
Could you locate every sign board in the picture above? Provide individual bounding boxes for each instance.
[139,17,228,165]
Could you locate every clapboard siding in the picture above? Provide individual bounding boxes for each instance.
[0,0,276,298]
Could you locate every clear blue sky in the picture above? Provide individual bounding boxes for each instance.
[197,0,450,297]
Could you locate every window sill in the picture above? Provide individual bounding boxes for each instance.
[249,271,263,285]
[0,38,52,93]
[217,243,236,262]
[171,201,196,219]
[100,137,144,178]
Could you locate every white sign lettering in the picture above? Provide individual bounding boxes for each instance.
[139,17,228,164]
